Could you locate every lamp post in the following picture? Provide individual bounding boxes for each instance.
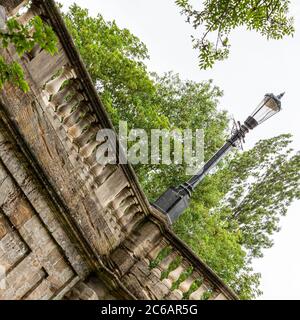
[153,92,284,224]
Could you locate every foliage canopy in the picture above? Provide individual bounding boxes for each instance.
[0,12,58,91]
[175,0,294,69]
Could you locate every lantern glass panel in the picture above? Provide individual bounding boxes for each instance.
[251,94,281,124]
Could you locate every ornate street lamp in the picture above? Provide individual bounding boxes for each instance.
[153,92,284,224]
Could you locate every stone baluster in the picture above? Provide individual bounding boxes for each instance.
[114,197,135,220]
[95,149,114,168]
[111,188,132,210]
[160,252,178,271]
[44,66,76,98]
[147,240,168,262]
[169,265,185,283]
[56,92,84,118]
[125,222,162,260]
[189,284,207,300]
[151,252,175,279]
[120,192,135,209]
[123,210,144,235]
[50,81,79,107]
[79,140,100,159]
[83,150,98,167]
[94,164,116,186]
[150,262,163,277]
[84,141,109,176]
[176,275,195,296]
[96,137,116,166]
[74,126,98,149]
[119,204,140,227]
[89,163,105,178]
[169,272,197,299]
[162,265,184,290]
[79,136,106,169]
[15,3,43,63]
[63,104,87,128]
[67,114,96,139]
[145,242,165,272]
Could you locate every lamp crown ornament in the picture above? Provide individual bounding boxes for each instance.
[153,92,284,224]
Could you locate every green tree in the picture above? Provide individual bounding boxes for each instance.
[138,72,229,200]
[175,0,294,69]
[175,134,300,299]
[174,205,263,299]
[63,4,163,130]
[0,11,58,91]
[219,134,300,259]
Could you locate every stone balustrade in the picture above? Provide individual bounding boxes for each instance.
[110,220,236,300]
[39,51,145,246]
[147,241,216,300]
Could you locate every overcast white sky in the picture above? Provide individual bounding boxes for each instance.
[60,0,300,300]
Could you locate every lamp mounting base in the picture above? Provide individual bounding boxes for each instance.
[153,187,191,224]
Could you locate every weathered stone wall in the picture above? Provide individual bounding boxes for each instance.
[0,5,147,260]
[0,118,89,299]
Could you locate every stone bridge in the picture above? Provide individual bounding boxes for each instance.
[0,0,238,300]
